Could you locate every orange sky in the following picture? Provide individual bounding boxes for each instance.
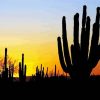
[0,40,99,77]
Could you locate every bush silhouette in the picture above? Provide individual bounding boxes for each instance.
[57,5,100,80]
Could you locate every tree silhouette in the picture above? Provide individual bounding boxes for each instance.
[57,5,100,80]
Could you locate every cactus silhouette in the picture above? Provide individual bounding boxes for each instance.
[9,64,14,82]
[40,64,44,78]
[2,48,9,81]
[42,67,44,78]
[45,67,48,78]
[36,64,44,79]
[19,54,26,82]
[57,5,100,80]
[1,48,14,82]
[54,65,56,77]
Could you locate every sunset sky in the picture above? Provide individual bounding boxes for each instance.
[0,0,100,76]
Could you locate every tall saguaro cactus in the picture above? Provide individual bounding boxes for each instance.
[2,48,8,80]
[57,5,100,80]
[4,48,7,70]
[19,54,27,82]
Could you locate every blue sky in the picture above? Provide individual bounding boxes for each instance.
[0,0,99,38]
[0,0,99,29]
[0,0,99,57]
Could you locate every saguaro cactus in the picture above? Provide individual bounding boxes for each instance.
[46,67,48,78]
[19,54,26,82]
[54,65,56,77]
[36,64,44,78]
[57,5,100,80]
[2,48,8,80]
[9,64,14,81]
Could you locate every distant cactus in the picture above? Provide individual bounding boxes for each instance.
[54,65,56,77]
[2,48,8,81]
[36,64,44,79]
[19,54,26,82]
[46,67,48,78]
[57,5,100,80]
[4,48,7,70]
[42,67,44,78]
[40,64,43,77]
[36,66,40,78]
[9,64,14,81]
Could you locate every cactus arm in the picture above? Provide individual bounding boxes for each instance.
[90,8,99,52]
[89,8,100,68]
[24,65,26,78]
[89,24,99,68]
[82,5,87,28]
[74,13,79,46]
[81,5,87,48]
[57,37,69,72]
[81,5,87,47]
[85,16,90,60]
[71,45,75,65]
[81,5,87,61]
[96,7,100,24]
[71,13,81,67]
[81,16,90,62]
[62,16,71,67]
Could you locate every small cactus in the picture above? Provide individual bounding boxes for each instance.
[9,64,14,82]
[19,54,27,82]
[46,67,48,78]
[54,65,56,77]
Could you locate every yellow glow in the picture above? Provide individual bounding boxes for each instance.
[0,31,99,77]
[0,27,100,77]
